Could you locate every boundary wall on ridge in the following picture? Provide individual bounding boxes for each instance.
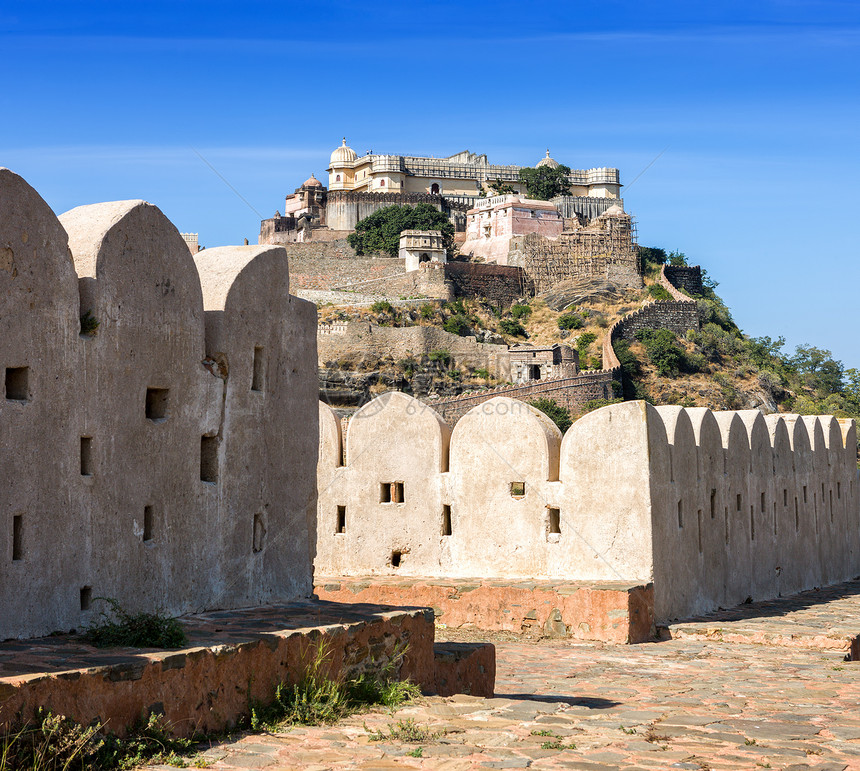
[317,394,860,623]
[0,168,318,640]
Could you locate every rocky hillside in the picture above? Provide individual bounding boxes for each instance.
[317,250,860,430]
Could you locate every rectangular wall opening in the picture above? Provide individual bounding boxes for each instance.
[677,499,683,528]
[760,492,765,513]
[510,481,526,498]
[143,505,154,542]
[145,388,169,421]
[80,586,92,611]
[710,489,716,519]
[80,437,93,476]
[12,515,22,561]
[393,481,404,503]
[391,550,402,568]
[380,483,391,503]
[5,367,28,401]
[750,505,755,540]
[736,493,742,512]
[803,485,808,504]
[442,505,452,536]
[773,501,778,535]
[251,346,265,392]
[200,436,218,483]
[548,507,561,535]
[830,490,834,522]
[724,506,729,544]
[336,505,346,534]
[697,509,703,553]
[253,513,266,553]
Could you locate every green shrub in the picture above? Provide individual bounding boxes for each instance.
[557,313,583,330]
[528,397,572,434]
[647,284,673,302]
[428,349,451,366]
[635,329,686,377]
[499,319,526,337]
[576,331,597,362]
[443,315,470,336]
[473,368,491,380]
[370,300,394,314]
[83,598,186,649]
[510,303,532,320]
[419,303,434,320]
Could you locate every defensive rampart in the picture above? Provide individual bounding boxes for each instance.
[0,168,318,640]
[426,371,614,425]
[317,395,860,623]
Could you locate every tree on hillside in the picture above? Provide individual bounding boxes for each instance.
[347,204,454,257]
[518,164,571,200]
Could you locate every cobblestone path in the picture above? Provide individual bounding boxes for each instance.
[186,632,860,771]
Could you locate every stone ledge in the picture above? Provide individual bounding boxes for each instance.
[314,578,655,644]
[0,599,492,737]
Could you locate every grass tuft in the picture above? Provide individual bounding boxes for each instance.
[83,598,187,649]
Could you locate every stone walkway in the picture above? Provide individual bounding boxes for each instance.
[179,583,860,771]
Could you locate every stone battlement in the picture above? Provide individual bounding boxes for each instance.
[318,394,860,624]
[0,168,318,641]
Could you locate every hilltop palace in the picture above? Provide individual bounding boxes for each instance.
[259,139,623,243]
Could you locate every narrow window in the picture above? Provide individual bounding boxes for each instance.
[145,388,169,421]
[677,499,683,528]
[795,497,799,531]
[253,513,266,552]
[548,508,561,535]
[710,489,716,519]
[5,367,28,401]
[736,493,742,512]
[510,481,526,498]
[380,483,391,503]
[336,505,346,534]
[760,492,765,513]
[697,509,703,553]
[750,505,755,541]
[773,501,778,535]
[80,586,92,611]
[143,506,154,542]
[200,436,218,483]
[251,347,265,392]
[80,437,93,476]
[12,515,22,561]
[393,481,404,503]
[391,550,402,568]
[442,505,452,536]
[803,485,808,504]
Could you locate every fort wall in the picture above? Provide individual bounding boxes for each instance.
[317,322,511,380]
[317,396,860,623]
[0,168,318,640]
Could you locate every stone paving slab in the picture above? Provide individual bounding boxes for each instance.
[196,634,860,770]
[661,580,860,658]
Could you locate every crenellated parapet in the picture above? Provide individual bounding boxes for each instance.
[0,168,318,640]
[317,395,860,623]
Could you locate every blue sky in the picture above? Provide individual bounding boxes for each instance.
[2,1,859,365]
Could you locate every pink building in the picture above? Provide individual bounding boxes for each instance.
[460,195,563,264]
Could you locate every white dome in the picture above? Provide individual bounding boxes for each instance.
[536,149,560,169]
[330,137,358,166]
